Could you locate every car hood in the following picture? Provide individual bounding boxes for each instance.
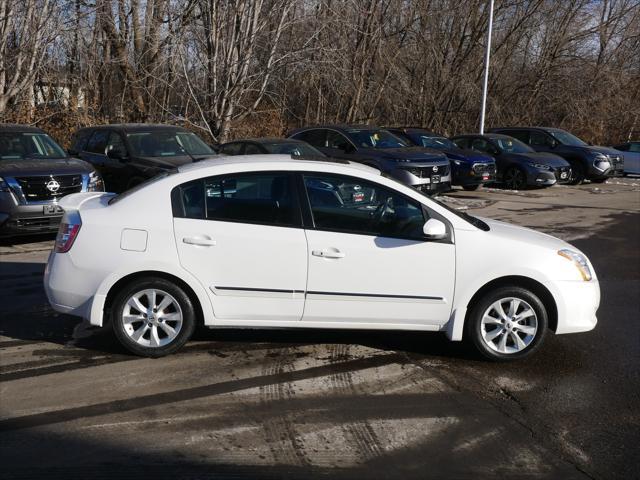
[582,145,623,157]
[0,157,94,177]
[506,152,569,167]
[443,148,494,164]
[360,146,448,163]
[479,217,573,251]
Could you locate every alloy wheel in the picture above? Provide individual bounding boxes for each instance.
[480,297,538,354]
[504,168,526,190]
[121,289,183,348]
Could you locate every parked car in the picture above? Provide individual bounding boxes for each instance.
[217,138,327,158]
[489,127,624,184]
[386,127,496,191]
[288,125,451,194]
[451,134,572,190]
[69,124,217,192]
[0,124,103,237]
[610,141,640,175]
[45,155,599,361]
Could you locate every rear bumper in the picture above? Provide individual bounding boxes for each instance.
[44,250,96,320]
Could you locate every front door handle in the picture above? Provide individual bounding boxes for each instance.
[312,249,345,259]
[183,236,217,247]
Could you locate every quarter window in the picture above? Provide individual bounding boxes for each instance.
[219,143,244,155]
[303,173,426,240]
[172,172,299,227]
[530,131,552,146]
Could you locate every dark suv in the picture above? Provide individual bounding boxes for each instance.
[451,134,572,190]
[1,124,103,236]
[387,127,497,191]
[489,127,624,184]
[288,125,451,194]
[69,124,217,192]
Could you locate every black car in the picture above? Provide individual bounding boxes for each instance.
[287,125,451,194]
[69,124,217,192]
[451,134,572,190]
[489,127,624,184]
[1,124,103,236]
[217,138,326,157]
[387,127,497,191]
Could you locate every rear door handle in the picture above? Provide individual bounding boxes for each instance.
[312,249,345,259]
[183,236,217,247]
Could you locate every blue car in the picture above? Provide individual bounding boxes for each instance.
[387,128,497,191]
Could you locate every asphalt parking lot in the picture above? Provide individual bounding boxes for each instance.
[1,179,638,480]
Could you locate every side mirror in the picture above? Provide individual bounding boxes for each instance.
[107,149,128,161]
[549,139,558,149]
[423,218,447,240]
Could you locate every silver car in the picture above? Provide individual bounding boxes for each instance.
[612,141,640,175]
[0,124,103,237]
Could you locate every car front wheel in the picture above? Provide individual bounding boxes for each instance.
[503,167,527,190]
[111,277,196,357]
[466,286,548,361]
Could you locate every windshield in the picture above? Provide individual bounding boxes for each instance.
[493,137,533,153]
[346,129,408,149]
[263,142,325,157]
[417,136,456,150]
[127,131,214,157]
[547,129,587,146]
[0,133,67,160]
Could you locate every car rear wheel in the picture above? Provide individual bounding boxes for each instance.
[503,167,527,190]
[466,286,548,361]
[462,184,482,191]
[111,277,196,357]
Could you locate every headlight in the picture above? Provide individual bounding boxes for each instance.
[0,176,9,192]
[527,162,552,171]
[592,154,611,171]
[87,171,104,191]
[558,249,592,281]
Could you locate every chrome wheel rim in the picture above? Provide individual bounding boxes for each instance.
[481,297,538,354]
[121,289,183,348]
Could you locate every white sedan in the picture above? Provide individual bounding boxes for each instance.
[44,155,599,360]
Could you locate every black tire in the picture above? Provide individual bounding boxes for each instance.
[462,184,482,191]
[465,286,548,362]
[111,277,196,357]
[590,177,608,184]
[568,162,585,185]
[503,167,528,190]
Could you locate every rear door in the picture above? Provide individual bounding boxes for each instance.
[173,171,308,321]
[300,172,455,327]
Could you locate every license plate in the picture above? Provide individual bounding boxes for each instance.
[43,204,63,216]
[432,175,440,183]
[352,192,365,202]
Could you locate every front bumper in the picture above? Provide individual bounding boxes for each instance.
[452,163,496,186]
[528,170,557,186]
[588,158,625,179]
[0,197,64,236]
[552,279,600,334]
[391,164,452,189]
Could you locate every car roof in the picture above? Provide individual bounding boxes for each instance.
[77,124,191,133]
[0,124,46,133]
[453,133,510,140]
[491,126,560,132]
[177,154,379,175]
[291,124,382,133]
[387,127,440,136]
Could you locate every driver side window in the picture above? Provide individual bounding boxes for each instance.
[303,173,426,240]
[326,131,353,152]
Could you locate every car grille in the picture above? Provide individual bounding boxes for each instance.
[404,164,450,178]
[606,154,623,164]
[472,163,496,175]
[554,166,572,182]
[15,175,83,202]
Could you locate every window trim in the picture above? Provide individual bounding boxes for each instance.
[172,170,304,229]
[295,171,452,243]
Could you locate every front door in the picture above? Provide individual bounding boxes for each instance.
[301,172,455,326]
[173,171,308,321]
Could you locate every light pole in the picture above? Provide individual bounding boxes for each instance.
[479,0,494,135]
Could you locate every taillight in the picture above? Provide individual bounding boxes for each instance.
[55,221,81,253]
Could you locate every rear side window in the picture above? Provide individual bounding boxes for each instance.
[71,130,92,152]
[502,130,529,143]
[244,143,263,154]
[86,130,110,154]
[219,143,244,155]
[291,129,326,148]
[172,172,300,227]
[452,137,469,149]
